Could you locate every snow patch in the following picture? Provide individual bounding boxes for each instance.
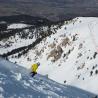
[0,87,4,92]
[0,94,4,98]
[7,23,29,29]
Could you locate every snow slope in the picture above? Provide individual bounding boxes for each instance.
[1,17,98,96]
[0,58,95,98]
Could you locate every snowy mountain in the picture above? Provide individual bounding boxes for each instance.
[0,17,98,97]
[0,58,95,98]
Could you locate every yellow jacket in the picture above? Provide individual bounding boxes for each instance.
[31,64,38,73]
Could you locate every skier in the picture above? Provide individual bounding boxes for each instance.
[30,62,40,77]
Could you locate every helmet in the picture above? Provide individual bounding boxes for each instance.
[37,62,40,66]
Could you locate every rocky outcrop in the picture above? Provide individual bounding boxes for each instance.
[60,37,70,47]
[47,45,63,62]
[48,42,56,49]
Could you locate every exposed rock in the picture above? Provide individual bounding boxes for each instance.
[61,37,70,47]
[40,47,45,53]
[72,34,78,41]
[77,63,85,70]
[47,49,58,60]
[48,42,56,49]
[47,45,63,62]
[64,80,66,83]
[93,52,97,59]
[90,71,93,76]
[95,70,98,75]
[77,53,82,58]
[57,45,63,53]
[27,57,31,61]
[78,43,83,49]
[35,50,41,56]
[43,38,47,42]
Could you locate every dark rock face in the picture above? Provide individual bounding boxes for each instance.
[0,0,98,21]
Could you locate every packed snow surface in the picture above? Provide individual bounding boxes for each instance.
[0,58,95,98]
